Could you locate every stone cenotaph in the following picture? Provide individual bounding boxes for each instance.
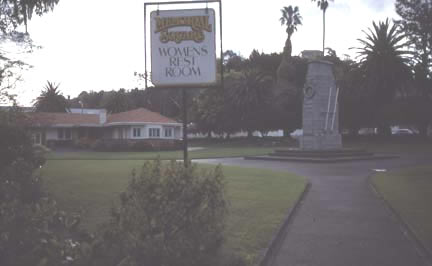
[300,60,342,150]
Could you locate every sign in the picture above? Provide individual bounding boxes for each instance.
[150,8,217,87]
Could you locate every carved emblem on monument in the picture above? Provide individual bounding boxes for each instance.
[303,85,316,100]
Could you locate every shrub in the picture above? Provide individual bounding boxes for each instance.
[0,123,91,266]
[0,124,45,203]
[91,139,107,151]
[0,197,92,266]
[101,160,228,266]
[74,138,96,149]
[131,140,155,151]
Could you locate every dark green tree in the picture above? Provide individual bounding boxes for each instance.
[103,89,133,114]
[227,68,275,137]
[395,0,432,84]
[1,0,60,106]
[395,0,432,137]
[355,19,412,135]
[192,81,239,138]
[0,0,60,34]
[248,50,282,80]
[274,56,307,135]
[33,81,68,112]
[139,87,184,119]
[223,50,246,73]
[77,90,104,108]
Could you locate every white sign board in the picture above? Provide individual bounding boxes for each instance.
[150,8,217,87]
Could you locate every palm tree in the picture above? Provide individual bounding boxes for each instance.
[355,19,411,100]
[33,81,68,112]
[280,5,302,58]
[355,19,411,135]
[311,0,333,55]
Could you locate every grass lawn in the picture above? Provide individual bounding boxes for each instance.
[40,160,306,264]
[371,165,432,253]
[344,137,432,154]
[44,136,432,160]
[44,146,277,160]
[44,137,296,160]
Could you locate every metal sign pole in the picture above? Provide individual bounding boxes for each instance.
[182,88,188,167]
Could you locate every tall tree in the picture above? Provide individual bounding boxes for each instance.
[1,0,61,105]
[355,19,411,135]
[227,68,275,136]
[311,0,333,54]
[279,5,302,58]
[103,89,133,114]
[191,82,239,138]
[33,81,68,112]
[0,0,60,34]
[395,0,432,96]
[223,50,246,72]
[248,50,281,80]
[276,5,302,119]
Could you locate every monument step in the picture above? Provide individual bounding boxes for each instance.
[244,154,398,163]
[274,148,367,154]
[270,150,374,158]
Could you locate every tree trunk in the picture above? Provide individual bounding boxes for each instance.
[23,5,28,34]
[377,125,391,137]
[284,37,292,59]
[349,127,359,137]
[247,130,253,139]
[418,123,428,138]
[322,10,326,55]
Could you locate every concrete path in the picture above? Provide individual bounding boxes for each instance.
[195,152,432,266]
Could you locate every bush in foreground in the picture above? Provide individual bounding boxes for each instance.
[96,160,228,266]
[0,122,90,266]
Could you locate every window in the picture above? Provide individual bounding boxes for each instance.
[164,128,173,138]
[58,128,64,139]
[133,128,141,138]
[32,133,42,145]
[65,129,71,139]
[149,128,160,138]
[58,128,71,140]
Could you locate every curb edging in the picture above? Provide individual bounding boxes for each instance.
[257,182,311,266]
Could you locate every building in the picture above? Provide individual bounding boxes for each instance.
[26,108,182,147]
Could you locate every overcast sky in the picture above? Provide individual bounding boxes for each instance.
[10,0,397,105]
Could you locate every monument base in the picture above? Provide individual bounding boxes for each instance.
[300,134,342,150]
[244,148,398,163]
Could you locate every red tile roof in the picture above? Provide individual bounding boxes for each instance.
[24,108,179,127]
[25,112,99,126]
[106,108,178,124]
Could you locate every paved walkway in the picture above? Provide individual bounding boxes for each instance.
[195,152,432,266]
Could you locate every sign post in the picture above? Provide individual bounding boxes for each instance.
[146,2,221,167]
[182,88,188,167]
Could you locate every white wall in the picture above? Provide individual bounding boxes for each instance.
[125,125,182,140]
[174,127,182,139]
[45,128,58,140]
